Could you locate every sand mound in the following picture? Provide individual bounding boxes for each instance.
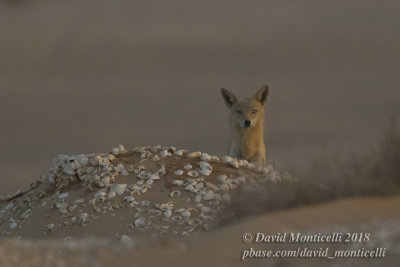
[0,145,290,240]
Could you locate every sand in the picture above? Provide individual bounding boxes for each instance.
[1,145,399,266]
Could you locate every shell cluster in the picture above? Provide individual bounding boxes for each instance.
[0,144,289,239]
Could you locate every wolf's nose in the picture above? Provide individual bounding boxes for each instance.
[244,120,251,127]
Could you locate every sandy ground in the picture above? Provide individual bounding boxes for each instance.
[0,195,399,267]
[0,146,399,266]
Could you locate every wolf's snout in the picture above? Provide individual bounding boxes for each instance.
[244,120,251,128]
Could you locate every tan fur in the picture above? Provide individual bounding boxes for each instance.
[221,85,269,166]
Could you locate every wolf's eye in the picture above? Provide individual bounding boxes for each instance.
[235,110,243,115]
[251,110,258,114]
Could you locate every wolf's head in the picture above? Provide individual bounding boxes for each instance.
[221,85,269,129]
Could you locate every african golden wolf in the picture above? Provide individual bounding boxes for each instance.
[221,85,269,165]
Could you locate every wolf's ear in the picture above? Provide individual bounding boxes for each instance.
[254,85,269,105]
[221,88,238,108]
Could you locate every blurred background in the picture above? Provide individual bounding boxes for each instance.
[0,0,399,194]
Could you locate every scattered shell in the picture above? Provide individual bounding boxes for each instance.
[186,151,201,158]
[164,209,172,218]
[174,150,185,156]
[107,191,116,199]
[187,170,199,177]
[127,165,135,172]
[171,179,184,186]
[157,164,166,176]
[152,155,160,161]
[121,234,133,243]
[174,170,184,176]
[141,200,150,206]
[137,171,152,180]
[9,220,18,229]
[160,150,171,158]
[199,169,212,176]
[149,174,160,180]
[146,179,154,185]
[109,184,127,195]
[181,210,191,218]
[46,223,55,230]
[58,193,69,199]
[135,218,145,227]
[170,191,181,198]
[200,153,211,162]
[123,196,135,203]
[184,164,192,170]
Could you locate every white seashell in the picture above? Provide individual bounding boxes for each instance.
[164,209,172,218]
[107,154,116,161]
[194,194,202,202]
[186,151,201,158]
[181,210,191,218]
[199,169,212,176]
[116,163,125,172]
[123,196,135,203]
[229,159,239,168]
[146,179,154,185]
[141,200,150,206]
[9,220,18,230]
[170,190,181,198]
[127,164,135,172]
[157,164,166,176]
[238,159,250,168]
[195,183,204,189]
[174,150,185,156]
[121,234,133,243]
[210,155,220,161]
[187,170,199,177]
[201,206,213,213]
[135,218,145,227]
[184,164,192,170]
[118,144,126,153]
[78,157,89,166]
[205,182,219,191]
[222,156,233,163]
[58,193,69,199]
[200,153,211,162]
[79,213,89,222]
[109,184,127,195]
[174,170,184,176]
[121,169,129,176]
[152,155,160,161]
[107,191,116,199]
[184,184,195,192]
[171,179,184,186]
[160,149,171,158]
[148,174,159,180]
[46,223,55,230]
[112,147,120,155]
[137,171,151,180]
[203,191,215,201]
[94,191,106,199]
